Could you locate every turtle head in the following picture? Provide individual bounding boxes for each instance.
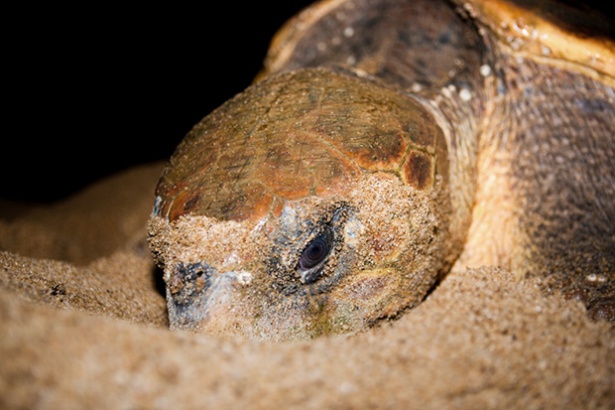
[148,67,459,341]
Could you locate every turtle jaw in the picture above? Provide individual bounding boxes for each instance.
[164,264,404,341]
[163,262,351,341]
[163,264,424,341]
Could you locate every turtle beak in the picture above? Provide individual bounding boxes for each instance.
[165,262,252,331]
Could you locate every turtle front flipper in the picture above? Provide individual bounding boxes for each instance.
[456,27,615,322]
[511,62,615,321]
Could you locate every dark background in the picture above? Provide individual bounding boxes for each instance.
[3,2,313,203]
[3,1,613,203]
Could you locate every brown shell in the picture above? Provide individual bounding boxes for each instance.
[265,0,615,83]
[461,0,615,81]
[154,67,447,222]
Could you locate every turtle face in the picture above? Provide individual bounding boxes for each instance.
[148,67,457,340]
[149,172,451,341]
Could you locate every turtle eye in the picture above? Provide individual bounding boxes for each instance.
[298,227,333,283]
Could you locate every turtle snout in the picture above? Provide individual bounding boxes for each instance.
[166,261,254,331]
[168,262,214,304]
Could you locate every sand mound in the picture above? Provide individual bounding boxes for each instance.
[1,163,613,409]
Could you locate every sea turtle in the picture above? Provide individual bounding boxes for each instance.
[148,0,615,341]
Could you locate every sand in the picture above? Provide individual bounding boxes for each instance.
[1,162,613,409]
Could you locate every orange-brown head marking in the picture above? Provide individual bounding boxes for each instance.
[153,67,446,224]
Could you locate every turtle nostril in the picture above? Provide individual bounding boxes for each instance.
[169,262,214,300]
[194,270,209,293]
